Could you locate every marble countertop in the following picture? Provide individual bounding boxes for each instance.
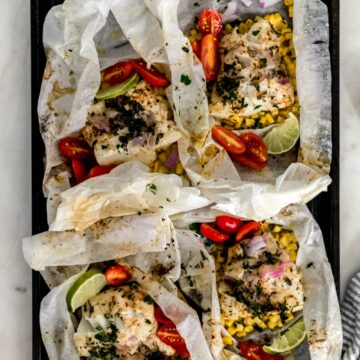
[0,0,355,358]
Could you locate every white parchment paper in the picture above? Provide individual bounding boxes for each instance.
[38,0,332,225]
[172,204,342,360]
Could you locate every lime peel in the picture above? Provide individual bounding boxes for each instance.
[263,318,306,354]
[96,72,139,100]
[263,112,300,155]
[66,269,107,313]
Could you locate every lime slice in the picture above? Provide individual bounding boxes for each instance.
[263,112,300,154]
[96,72,139,100]
[263,318,306,354]
[66,269,107,313]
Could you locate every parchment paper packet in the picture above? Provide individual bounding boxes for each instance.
[115,0,332,220]
[171,204,342,360]
[39,0,332,225]
[38,265,213,359]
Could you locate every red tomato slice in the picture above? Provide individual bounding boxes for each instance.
[157,325,190,358]
[239,133,269,164]
[102,61,133,85]
[88,165,116,178]
[199,33,220,81]
[59,137,93,160]
[130,60,170,87]
[240,341,283,360]
[235,222,261,242]
[212,125,246,155]
[198,9,223,38]
[215,215,243,234]
[71,159,87,184]
[105,265,131,286]
[231,154,267,170]
[191,40,201,57]
[154,307,175,326]
[200,223,230,243]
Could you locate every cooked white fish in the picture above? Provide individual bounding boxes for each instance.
[73,283,175,359]
[82,80,182,166]
[209,19,294,119]
[218,232,303,324]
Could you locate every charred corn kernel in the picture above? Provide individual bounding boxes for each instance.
[158,152,168,163]
[244,317,254,326]
[265,113,274,124]
[223,336,233,346]
[244,325,254,334]
[225,23,233,32]
[272,225,282,233]
[175,162,184,175]
[245,118,255,127]
[289,6,294,18]
[154,160,160,173]
[236,331,246,338]
[227,326,237,336]
[285,0,293,5]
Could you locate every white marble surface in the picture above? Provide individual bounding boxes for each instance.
[0,1,32,359]
[0,0,357,358]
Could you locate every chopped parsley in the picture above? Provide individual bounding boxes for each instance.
[252,30,260,36]
[146,183,157,195]
[253,104,262,110]
[143,295,153,304]
[259,58,268,68]
[180,74,192,86]
[306,262,314,269]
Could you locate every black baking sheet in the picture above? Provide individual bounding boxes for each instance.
[30,0,340,358]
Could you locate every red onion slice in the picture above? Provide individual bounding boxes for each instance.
[164,148,179,169]
[260,261,291,279]
[245,235,267,258]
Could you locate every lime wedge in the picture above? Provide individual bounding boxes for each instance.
[66,269,107,313]
[263,318,306,354]
[263,112,300,155]
[96,72,139,100]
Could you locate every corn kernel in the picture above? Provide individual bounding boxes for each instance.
[287,243,298,252]
[154,160,160,173]
[269,314,281,324]
[285,0,293,5]
[158,152,168,163]
[273,225,282,233]
[284,32,293,41]
[286,312,294,321]
[260,116,267,125]
[244,317,254,326]
[223,336,233,346]
[265,113,274,124]
[236,331,246,338]
[239,23,247,34]
[228,326,237,336]
[190,29,198,36]
[225,23,233,32]
[158,165,168,174]
[244,325,254,334]
[271,109,280,117]
[268,322,277,330]
[225,320,233,328]
[175,162,184,175]
[277,116,285,123]
[235,324,244,332]
[246,19,254,29]
[289,6,294,18]
[245,118,255,128]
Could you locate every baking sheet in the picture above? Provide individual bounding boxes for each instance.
[30,0,339,358]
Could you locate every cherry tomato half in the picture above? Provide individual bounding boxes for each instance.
[198,9,223,38]
[200,33,220,81]
[240,341,284,360]
[59,137,93,160]
[215,215,243,234]
[239,133,269,164]
[200,223,230,243]
[212,125,246,155]
[88,165,116,178]
[71,159,87,184]
[102,61,133,85]
[191,39,201,57]
[231,154,267,170]
[154,307,175,326]
[130,60,170,88]
[235,222,261,242]
[105,265,131,286]
[157,325,190,359]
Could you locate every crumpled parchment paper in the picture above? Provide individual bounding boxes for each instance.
[40,265,213,360]
[172,204,342,360]
[38,0,332,224]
